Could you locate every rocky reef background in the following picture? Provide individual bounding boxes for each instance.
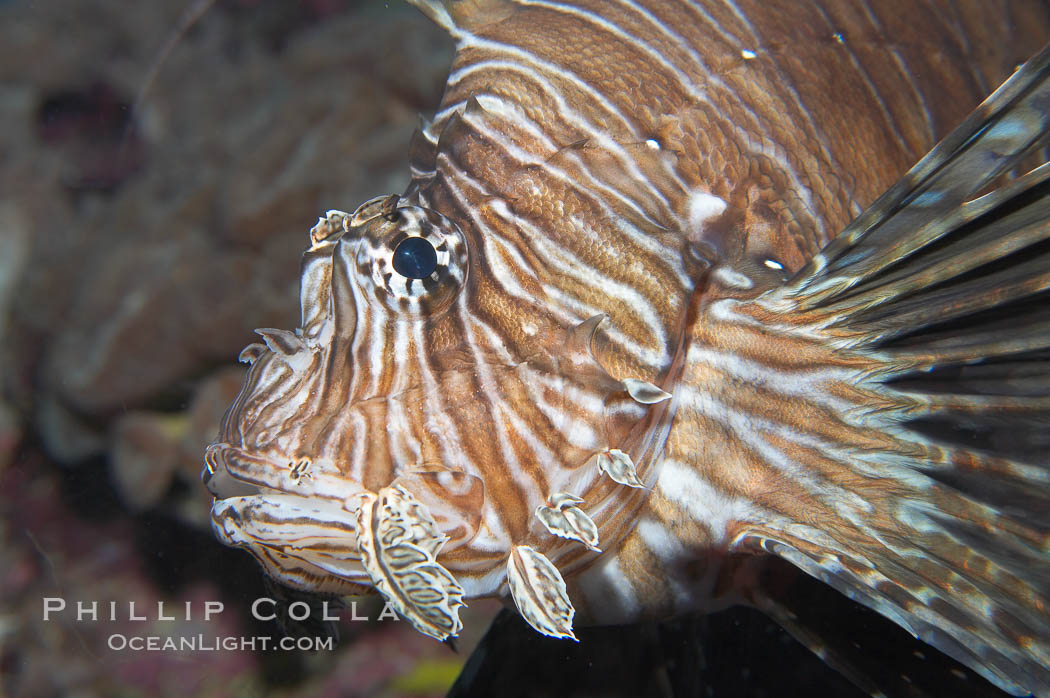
[0,1,1014,697]
[0,2,499,696]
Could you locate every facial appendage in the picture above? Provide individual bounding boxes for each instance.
[202,197,669,642]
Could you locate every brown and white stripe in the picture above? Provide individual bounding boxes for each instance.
[203,0,1050,692]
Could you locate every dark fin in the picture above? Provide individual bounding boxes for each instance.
[725,46,1050,696]
[746,556,1012,698]
[260,574,341,644]
[451,606,871,697]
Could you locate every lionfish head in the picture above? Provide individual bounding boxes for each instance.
[202,193,669,640]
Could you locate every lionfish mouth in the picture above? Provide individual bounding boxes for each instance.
[202,438,474,640]
[200,429,652,642]
[202,444,266,499]
[202,441,380,597]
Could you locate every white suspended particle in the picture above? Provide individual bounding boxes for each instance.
[763,258,784,270]
[645,138,661,150]
[740,49,757,60]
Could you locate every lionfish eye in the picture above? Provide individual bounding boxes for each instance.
[392,236,438,279]
[347,197,469,315]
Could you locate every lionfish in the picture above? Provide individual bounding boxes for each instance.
[201,0,1050,694]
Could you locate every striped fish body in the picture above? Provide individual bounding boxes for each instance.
[203,0,1050,694]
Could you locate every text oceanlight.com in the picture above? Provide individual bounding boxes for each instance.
[107,634,335,652]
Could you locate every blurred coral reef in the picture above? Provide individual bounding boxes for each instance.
[0,1,498,695]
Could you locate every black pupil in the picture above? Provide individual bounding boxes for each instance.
[392,237,438,279]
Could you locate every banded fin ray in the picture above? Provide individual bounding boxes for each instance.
[725,45,1050,696]
[783,46,1050,313]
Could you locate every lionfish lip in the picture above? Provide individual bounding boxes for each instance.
[202,443,264,499]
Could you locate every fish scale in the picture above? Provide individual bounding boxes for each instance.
[202,1,1050,695]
